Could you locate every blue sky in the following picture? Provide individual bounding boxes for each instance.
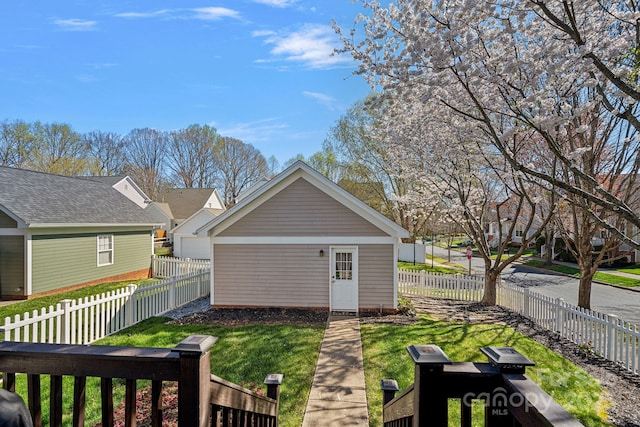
[0,1,371,165]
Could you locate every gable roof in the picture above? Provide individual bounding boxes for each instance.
[197,160,409,238]
[0,167,160,228]
[156,188,224,220]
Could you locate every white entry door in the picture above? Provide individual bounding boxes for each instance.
[330,247,358,312]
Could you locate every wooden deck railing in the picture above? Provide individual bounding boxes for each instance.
[0,335,282,427]
[381,344,584,427]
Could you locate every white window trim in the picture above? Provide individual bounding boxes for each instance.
[97,234,114,267]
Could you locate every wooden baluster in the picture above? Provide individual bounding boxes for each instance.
[151,380,163,427]
[27,374,42,427]
[3,372,16,392]
[50,375,63,427]
[125,378,137,427]
[73,376,86,427]
[101,378,114,427]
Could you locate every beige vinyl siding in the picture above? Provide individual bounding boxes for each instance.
[0,236,25,297]
[31,230,152,294]
[358,244,395,310]
[220,178,387,237]
[213,244,330,308]
[213,243,396,310]
[0,211,17,228]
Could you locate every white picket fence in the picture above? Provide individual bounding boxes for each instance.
[151,255,210,279]
[398,268,640,375]
[0,270,210,345]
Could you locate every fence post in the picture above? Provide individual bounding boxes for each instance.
[420,270,426,296]
[407,344,452,427]
[172,335,217,427]
[264,373,284,426]
[61,299,72,344]
[380,379,399,405]
[607,314,619,360]
[523,288,530,318]
[169,279,177,310]
[151,254,156,278]
[125,284,138,327]
[554,298,564,333]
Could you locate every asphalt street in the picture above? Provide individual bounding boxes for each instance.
[425,243,640,325]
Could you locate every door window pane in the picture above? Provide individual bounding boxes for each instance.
[335,252,353,280]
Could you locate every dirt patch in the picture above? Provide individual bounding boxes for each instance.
[168,307,328,327]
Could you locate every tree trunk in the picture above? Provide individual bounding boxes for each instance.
[544,229,554,265]
[577,275,592,309]
[481,270,500,306]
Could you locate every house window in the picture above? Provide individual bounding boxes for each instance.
[515,224,524,238]
[97,235,114,266]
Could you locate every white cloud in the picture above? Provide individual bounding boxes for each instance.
[114,10,172,18]
[113,8,241,21]
[53,19,97,31]
[192,7,241,21]
[257,23,353,69]
[216,118,289,143]
[303,91,340,111]
[252,30,277,37]
[252,0,298,7]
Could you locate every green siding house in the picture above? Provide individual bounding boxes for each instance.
[0,167,161,299]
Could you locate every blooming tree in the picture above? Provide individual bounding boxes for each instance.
[336,0,640,249]
[337,0,640,307]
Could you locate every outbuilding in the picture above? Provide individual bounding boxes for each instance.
[197,161,409,314]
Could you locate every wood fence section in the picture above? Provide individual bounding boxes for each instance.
[0,335,283,427]
[1,271,210,344]
[398,269,640,376]
[152,255,210,279]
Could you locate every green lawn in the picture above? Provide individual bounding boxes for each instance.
[523,261,640,287]
[361,316,610,427]
[615,265,640,275]
[399,261,466,274]
[12,317,325,427]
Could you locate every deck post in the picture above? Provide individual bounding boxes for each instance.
[172,335,218,427]
[407,344,451,427]
[380,379,399,406]
[481,347,535,427]
[264,373,284,426]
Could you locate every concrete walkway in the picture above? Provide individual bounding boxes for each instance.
[301,315,369,427]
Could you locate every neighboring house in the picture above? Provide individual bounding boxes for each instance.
[86,176,151,208]
[171,208,225,259]
[197,161,409,314]
[484,198,545,248]
[0,167,161,300]
[146,188,226,245]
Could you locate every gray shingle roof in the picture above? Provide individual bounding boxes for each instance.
[0,167,159,227]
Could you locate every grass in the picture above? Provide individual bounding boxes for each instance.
[0,279,158,326]
[13,316,325,427]
[361,315,610,427]
[615,265,640,275]
[523,261,640,287]
[399,261,466,274]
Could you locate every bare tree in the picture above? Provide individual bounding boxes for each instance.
[167,124,219,188]
[29,122,89,175]
[84,130,127,176]
[0,120,35,168]
[214,137,268,206]
[122,128,168,199]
